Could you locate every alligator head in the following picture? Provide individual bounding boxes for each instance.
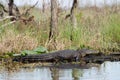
[77,48,99,57]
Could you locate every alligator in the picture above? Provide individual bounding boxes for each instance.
[13,48,99,63]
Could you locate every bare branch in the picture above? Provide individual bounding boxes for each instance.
[0,11,4,18]
[13,4,20,15]
[65,0,78,20]
[70,0,78,14]
[23,1,39,16]
[0,3,8,13]
[0,16,15,21]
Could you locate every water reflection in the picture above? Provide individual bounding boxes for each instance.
[72,69,84,80]
[50,68,59,80]
[0,62,120,80]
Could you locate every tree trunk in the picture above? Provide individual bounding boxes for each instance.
[94,0,97,10]
[8,0,14,20]
[42,0,45,13]
[49,0,58,40]
[69,0,78,41]
[115,0,118,12]
[70,0,78,28]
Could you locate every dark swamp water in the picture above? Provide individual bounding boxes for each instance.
[0,61,120,80]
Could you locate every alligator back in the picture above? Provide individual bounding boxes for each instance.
[57,50,79,59]
[13,49,91,63]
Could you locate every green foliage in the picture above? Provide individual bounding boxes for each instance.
[33,46,48,53]
[21,46,48,56]
[106,14,120,43]
[21,50,38,56]
[1,52,15,58]
[3,55,10,58]
[7,52,15,57]
[100,14,120,51]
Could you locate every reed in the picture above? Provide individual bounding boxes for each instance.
[0,6,120,55]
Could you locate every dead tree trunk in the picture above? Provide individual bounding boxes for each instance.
[42,0,45,13]
[103,0,107,14]
[94,0,97,10]
[70,0,78,28]
[8,0,14,20]
[115,0,118,12]
[49,0,58,40]
[67,0,78,41]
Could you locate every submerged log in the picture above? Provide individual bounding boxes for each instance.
[13,49,120,64]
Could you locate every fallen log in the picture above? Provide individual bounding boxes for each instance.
[12,49,120,64]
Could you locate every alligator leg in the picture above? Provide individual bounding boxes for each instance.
[75,56,79,62]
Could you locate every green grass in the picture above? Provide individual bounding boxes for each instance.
[100,13,120,51]
[0,7,120,55]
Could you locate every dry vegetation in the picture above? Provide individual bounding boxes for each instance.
[0,5,120,55]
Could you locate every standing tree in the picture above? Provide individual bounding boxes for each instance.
[70,0,78,28]
[65,0,78,41]
[94,0,97,10]
[104,0,106,6]
[65,0,78,28]
[49,0,58,40]
[115,0,118,12]
[8,0,14,20]
[42,0,45,13]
